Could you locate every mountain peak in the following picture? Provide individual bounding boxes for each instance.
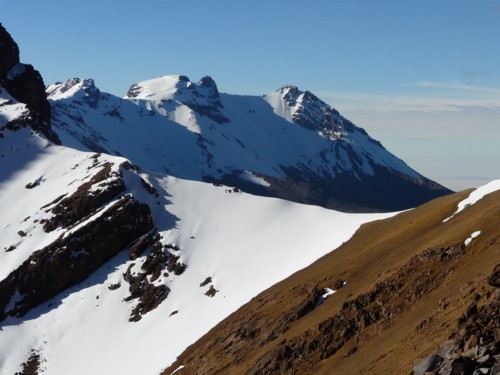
[266,85,346,135]
[125,74,228,123]
[47,78,100,108]
[125,74,220,101]
[197,75,220,100]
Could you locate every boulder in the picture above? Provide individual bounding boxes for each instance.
[413,353,444,375]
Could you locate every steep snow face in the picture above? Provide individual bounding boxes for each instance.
[126,75,219,103]
[46,78,100,103]
[0,88,27,127]
[0,126,397,374]
[126,75,227,124]
[47,75,450,212]
[264,85,418,176]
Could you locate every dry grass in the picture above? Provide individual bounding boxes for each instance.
[162,189,500,375]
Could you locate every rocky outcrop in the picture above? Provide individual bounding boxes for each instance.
[41,157,126,232]
[0,194,154,320]
[0,23,60,144]
[187,76,228,124]
[0,155,170,322]
[413,264,500,375]
[123,234,187,322]
[14,348,42,375]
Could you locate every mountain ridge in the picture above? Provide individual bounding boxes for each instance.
[47,74,452,212]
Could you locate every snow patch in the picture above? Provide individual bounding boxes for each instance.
[464,230,481,246]
[321,288,336,299]
[239,170,270,187]
[444,179,500,222]
[171,365,185,374]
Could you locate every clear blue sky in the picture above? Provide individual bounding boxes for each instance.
[2,0,500,190]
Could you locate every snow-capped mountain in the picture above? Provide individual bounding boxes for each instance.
[0,22,468,375]
[47,75,451,212]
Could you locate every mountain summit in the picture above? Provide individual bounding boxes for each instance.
[48,74,451,212]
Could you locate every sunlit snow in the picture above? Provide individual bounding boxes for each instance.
[464,230,481,246]
[443,179,500,222]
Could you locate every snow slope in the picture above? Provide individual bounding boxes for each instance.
[0,127,397,374]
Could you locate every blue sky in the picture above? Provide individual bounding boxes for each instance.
[2,0,499,190]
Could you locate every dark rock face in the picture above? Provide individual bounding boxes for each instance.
[0,195,154,320]
[0,24,20,76]
[14,348,42,375]
[186,76,228,124]
[41,159,126,232]
[489,264,500,288]
[123,234,187,321]
[198,76,221,100]
[0,155,175,322]
[0,23,60,144]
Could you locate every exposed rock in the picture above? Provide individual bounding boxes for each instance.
[14,348,42,375]
[127,231,160,260]
[0,23,60,144]
[410,265,500,375]
[140,177,157,195]
[413,353,444,375]
[108,283,121,291]
[334,279,347,289]
[42,161,125,232]
[130,281,169,322]
[200,277,212,287]
[122,233,187,321]
[205,285,218,298]
[25,181,39,189]
[451,356,477,374]
[0,23,20,76]
[0,195,154,321]
[489,264,500,288]
[123,263,170,322]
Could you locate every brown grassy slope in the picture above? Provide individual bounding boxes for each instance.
[162,188,500,375]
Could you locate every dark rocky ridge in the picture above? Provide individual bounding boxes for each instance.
[0,155,182,322]
[122,232,187,322]
[0,194,153,320]
[0,23,60,144]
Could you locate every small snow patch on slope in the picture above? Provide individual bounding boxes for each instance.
[464,230,481,246]
[444,179,500,222]
[239,170,270,187]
